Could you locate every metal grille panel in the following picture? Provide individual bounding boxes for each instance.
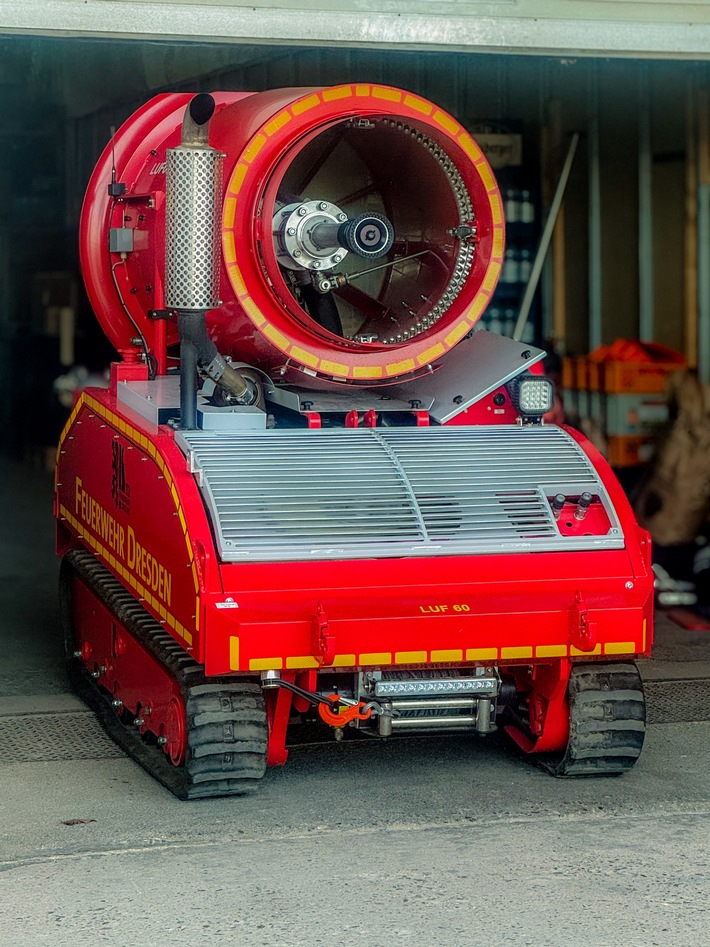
[177,426,624,562]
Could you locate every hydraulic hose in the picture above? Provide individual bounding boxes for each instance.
[177,312,257,406]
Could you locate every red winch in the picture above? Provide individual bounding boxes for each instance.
[55,84,652,798]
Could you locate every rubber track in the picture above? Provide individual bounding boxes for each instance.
[60,550,268,799]
[542,662,646,777]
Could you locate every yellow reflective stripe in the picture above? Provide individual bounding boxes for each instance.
[359,652,392,665]
[570,644,602,656]
[604,642,637,655]
[292,94,320,114]
[286,656,321,669]
[265,111,291,135]
[466,648,498,661]
[501,646,533,660]
[395,651,427,664]
[431,649,463,663]
[229,637,240,671]
[243,133,266,163]
[536,645,568,658]
[249,657,284,671]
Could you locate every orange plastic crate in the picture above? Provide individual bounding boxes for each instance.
[607,434,657,468]
[598,360,684,394]
[587,340,685,394]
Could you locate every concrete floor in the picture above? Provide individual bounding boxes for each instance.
[3,454,710,945]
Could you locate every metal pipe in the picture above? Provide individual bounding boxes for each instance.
[390,716,478,730]
[514,132,579,342]
[180,93,215,147]
[588,67,603,352]
[180,337,198,430]
[378,702,394,737]
[390,697,478,712]
[638,65,654,342]
[475,697,493,734]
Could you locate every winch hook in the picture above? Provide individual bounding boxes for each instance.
[317,695,373,728]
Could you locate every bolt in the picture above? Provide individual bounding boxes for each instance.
[287,227,296,236]
[91,670,101,679]
[73,650,82,659]
[157,736,168,747]
[338,213,347,222]
[298,206,307,217]
[318,202,328,211]
[312,261,321,268]
[625,581,634,589]
[112,699,123,709]
[134,717,145,727]
[293,250,301,257]
[333,254,342,263]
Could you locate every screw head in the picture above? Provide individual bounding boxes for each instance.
[625,581,634,589]
[157,736,168,747]
[298,206,307,217]
[287,227,296,236]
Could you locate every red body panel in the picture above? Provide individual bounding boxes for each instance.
[57,389,654,686]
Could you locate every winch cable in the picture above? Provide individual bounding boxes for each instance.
[263,677,382,719]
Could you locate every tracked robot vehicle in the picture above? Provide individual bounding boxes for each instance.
[56,85,653,798]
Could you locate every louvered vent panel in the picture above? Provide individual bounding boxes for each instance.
[176,426,623,562]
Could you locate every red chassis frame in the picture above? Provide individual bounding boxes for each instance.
[56,385,653,768]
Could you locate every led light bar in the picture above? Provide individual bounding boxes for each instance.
[374,676,499,698]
